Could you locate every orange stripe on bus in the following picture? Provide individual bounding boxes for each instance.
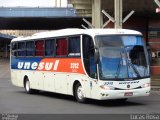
[36,58,85,74]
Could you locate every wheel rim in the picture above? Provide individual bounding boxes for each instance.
[77,86,84,100]
[25,81,30,92]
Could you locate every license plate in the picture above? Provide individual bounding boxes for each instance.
[124,92,133,96]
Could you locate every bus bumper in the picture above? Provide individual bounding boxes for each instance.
[98,87,151,100]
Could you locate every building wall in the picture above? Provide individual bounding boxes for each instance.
[148,19,160,75]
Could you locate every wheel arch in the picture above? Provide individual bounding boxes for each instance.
[72,80,84,96]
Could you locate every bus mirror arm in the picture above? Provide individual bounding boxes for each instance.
[94,45,98,49]
[94,49,99,64]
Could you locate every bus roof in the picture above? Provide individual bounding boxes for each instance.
[11,28,142,42]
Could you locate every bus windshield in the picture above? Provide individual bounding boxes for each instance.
[95,35,150,80]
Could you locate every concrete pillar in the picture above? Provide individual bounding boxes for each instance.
[92,0,102,28]
[114,0,123,29]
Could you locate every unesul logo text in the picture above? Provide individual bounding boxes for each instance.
[17,60,59,71]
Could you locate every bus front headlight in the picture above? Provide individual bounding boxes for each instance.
[142,83,150,88]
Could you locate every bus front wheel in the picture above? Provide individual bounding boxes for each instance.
[24,78,33,94]
[74,83,86,103]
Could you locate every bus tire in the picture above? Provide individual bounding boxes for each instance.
[24,77,34,94]
[74,83,86,103]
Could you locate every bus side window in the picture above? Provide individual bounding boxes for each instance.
[68,36,80,56]
[56,38,68,56]
[83,35,97,79]
[26,41,35,56]
[17,42,25,57]
[45,39,55,57]
[11,42,17,56]
[35,40,44,56]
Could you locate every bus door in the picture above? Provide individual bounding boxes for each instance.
[82,35,98,98]
[88,50,99,98]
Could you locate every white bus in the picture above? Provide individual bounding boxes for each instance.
[10,29,150,103]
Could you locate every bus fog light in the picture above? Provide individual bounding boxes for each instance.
[100,93,109,97]
[106,94,109,96]
[101,93,105,96]
[142,83,150,88]
[100,85,115,90]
